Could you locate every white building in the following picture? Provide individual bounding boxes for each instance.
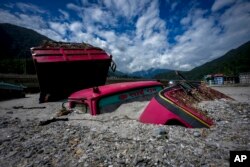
[239,72,250,84]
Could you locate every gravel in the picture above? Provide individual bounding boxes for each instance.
[0,87,249,167]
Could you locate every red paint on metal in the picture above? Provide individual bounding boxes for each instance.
[139,98,191,127]
[32,48,110,63]
[164,88,214,126]
[68,81,163,115]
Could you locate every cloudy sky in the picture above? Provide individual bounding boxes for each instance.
[0,0,250,72]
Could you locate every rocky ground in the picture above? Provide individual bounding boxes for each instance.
[0,86,249,167]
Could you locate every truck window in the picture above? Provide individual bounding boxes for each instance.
[72,102,89,113]
[98,86,163,114]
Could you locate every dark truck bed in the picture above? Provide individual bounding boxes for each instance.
[31,42,115,102]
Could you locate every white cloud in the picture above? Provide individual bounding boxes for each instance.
[39,29,64,41]
[58,9,69,20]
[16,2,47,14]
[171,2,178,11]
[103,0,151,20]
[0,9,46,30]
[49,22,68,36]
[180,9,206,26]
[67,1,116,31]
[212,0,235,12]
[0,9,20,24]
[98,1,169,72]
[19,14,47,30]
[0,8,64,41]
[69,22,83,32]
[136,1,167,42]
[168,0,250,70]
[64,0,169,72]
[216,0,250,49]
[84,6,116,26]
[66,3,82,12]
[97,30,117,43]
[4,3,15,9]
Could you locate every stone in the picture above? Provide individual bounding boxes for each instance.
[193,131,201,137]
[24,151,33,158]
[153,127,168,139]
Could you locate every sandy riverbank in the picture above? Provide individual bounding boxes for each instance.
[212,86,250,103]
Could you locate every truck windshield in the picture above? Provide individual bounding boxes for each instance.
[72,102,89,113]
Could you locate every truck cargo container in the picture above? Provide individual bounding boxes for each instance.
[31,42,115,102]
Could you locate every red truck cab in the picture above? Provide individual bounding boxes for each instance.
[68,81,163,115]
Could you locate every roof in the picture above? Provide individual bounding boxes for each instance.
[214,74,224,77]
[68,81,163,100]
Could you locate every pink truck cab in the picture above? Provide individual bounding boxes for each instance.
[68,79,229,128]
[139,82,231,128]
[139,85,214,128]
[68,81,163,115]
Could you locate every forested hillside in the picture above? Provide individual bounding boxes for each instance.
[155,41,250,80]
[0,23,51,74]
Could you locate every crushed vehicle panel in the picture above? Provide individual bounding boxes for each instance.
[139,81,231,128]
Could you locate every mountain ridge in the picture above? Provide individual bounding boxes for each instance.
[0,23,51,59]
[130,68,172,78]
[154,41,250,80]
[0,23,52,74]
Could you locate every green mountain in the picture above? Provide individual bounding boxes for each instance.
[155,41,250,80]
[130,68,171,78]
[0,23,51,74]
[108,70,128,78]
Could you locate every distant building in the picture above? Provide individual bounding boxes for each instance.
[239,72,250,84]
[204,75,213,85]
[213,74,224,85]
[204,74,239,85]
[224,76,239,84]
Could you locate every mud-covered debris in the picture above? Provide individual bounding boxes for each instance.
[39,117,69,126]
[39,40,101,49]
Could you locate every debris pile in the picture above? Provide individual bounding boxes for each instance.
[39,40,100,49]
[171,83,231,108]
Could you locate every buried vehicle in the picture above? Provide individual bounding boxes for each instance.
[0,82,26,100]
[139,79,231,128]
[67,71,231,128]
[68,81,163,115]
[31,41,116,103]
